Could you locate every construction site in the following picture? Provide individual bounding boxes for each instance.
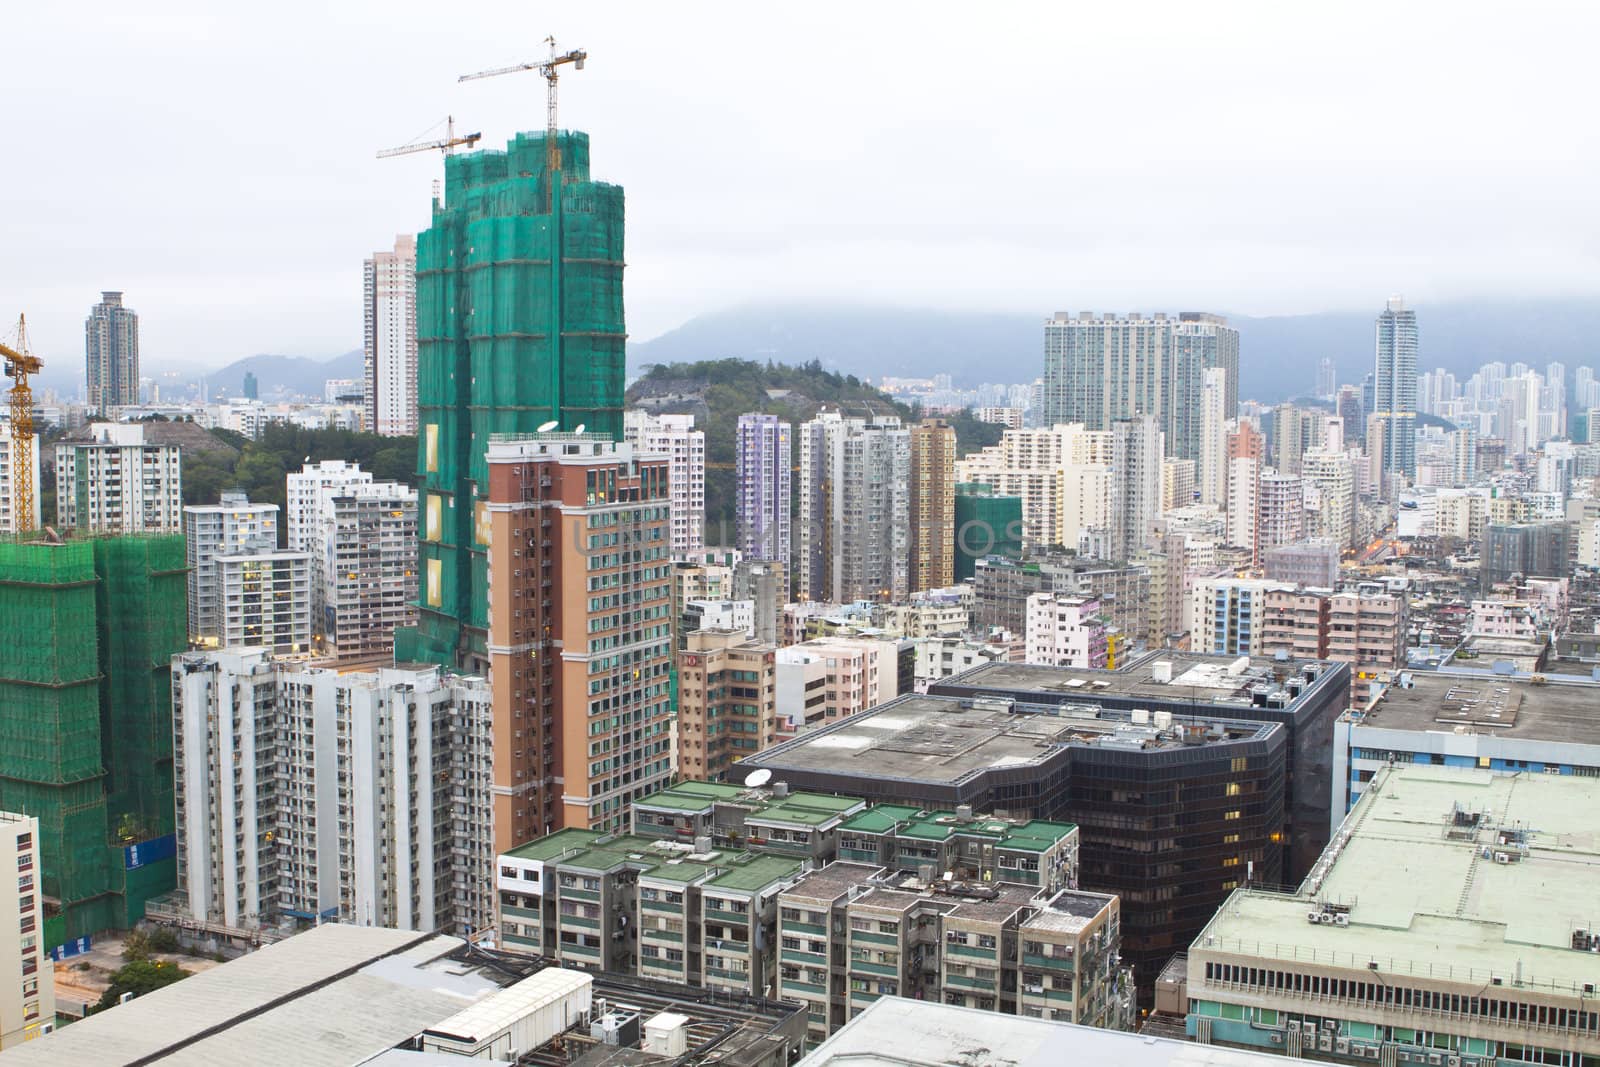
[399,46,628,671]
[0,532,187,950]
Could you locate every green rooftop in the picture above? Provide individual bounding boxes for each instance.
[506,830,802,893]
[632,779,865,827]
[633,780,747,813]
[707,854,807,894]
[503,828,606,862]
[840,807,1077,853]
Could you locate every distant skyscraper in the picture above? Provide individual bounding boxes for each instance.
[735,414,791,568]
[624,411,705,556]
[1109,416,1163,563]
[797,412,909,603]
[84,290,139,415]
[1372,297,1418,479]
[1315,358,1335,400]
[1337,385,1364,444]
[1198,368,1228,507]
[909,419,956,592]
[241,371,259,400]
[363,235,418,437]
[1039,311,1238,461]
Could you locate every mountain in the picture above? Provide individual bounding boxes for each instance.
[200,349,364,399]
[630,300,1600,403]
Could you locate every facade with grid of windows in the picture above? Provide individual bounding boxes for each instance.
[775,860,1131,1048]
[0,811,52,1048]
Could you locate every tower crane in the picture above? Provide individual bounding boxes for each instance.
[459,37,587,179]
[0,316,43,532]
[376,115,482,159]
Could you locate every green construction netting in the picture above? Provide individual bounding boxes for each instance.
[413,129,625,663]
[0,535,184,942]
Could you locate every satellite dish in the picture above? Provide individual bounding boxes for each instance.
[537,420,559,433]
[744,768,773,789]
[573,423,586,435]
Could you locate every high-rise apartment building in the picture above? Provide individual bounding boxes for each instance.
[1109,416,1163,562]
[1225,456,1260,552]
[484,434,673,843]
[0,433,40,535]
[1198,368,1229,507]
[216,548,312,654]
[172,651,493,936]
[1039,311,1239,460]
[54,423,182,532]
[909,419,956,592]
[956,423,1112,551]
[84,290,139,415]
[676,629,778,781]
[734,413,791,568]
[1161,458,1196,512]
[1372,297,1419,479]
[797,413,910,603]
[308,480,418,660]
[1024,593,1108,668]
[0,811,52,1048]
[1299,449,1357,549]
[183,492,280,644]
[285,459,374,552]
[0,536,185,943]
[1336,384,1364,444]
[1192,578,1293,656]
[624,411,705,556]
[1255,469,1304,564]
[363,235,418,437]
[408,130,626,670]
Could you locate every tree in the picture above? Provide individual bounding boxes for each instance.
[96,959,188,1010]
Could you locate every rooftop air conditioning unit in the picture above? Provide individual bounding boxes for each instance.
[1269,1034,1282,1045]
[1334,914,1350,927]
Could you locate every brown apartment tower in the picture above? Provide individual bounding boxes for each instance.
[485,434,675,845]
[909,419,956,592]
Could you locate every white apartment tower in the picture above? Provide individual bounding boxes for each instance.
[0,811,52,1048]
[309,480,418,660]
[285,459,374,552]
[1198,368,1228,507]
[53,422,182,532]
[172,652,494,937]
[363,235,418,436]
[183,492,280,645]
[1225,456,1260,552]
[1109,416,1163,562]
[217,549,312,654]
[624,410,706,555]
[0,433,40,535]
[797,412,910,602]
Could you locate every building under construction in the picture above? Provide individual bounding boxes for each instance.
[401,129,626,671]
[0,533,186,949]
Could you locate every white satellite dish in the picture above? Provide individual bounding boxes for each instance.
[743,768,773,789]
[537,420,559,433]
[573,423,586,435]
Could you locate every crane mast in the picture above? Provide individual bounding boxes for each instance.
[459,37,587,179]
[0,315,43,532]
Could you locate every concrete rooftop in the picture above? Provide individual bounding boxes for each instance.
[1351,671,1600,744]
[1196,765,1600,996]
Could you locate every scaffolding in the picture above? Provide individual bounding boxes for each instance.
[407,129,625,667]
[0,534,186,946]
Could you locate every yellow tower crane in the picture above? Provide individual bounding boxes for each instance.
[375,115,482,159]
[459,37,587,180]
[0,315,43,532]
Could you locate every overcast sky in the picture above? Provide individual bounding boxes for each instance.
[4,0,1598,378]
